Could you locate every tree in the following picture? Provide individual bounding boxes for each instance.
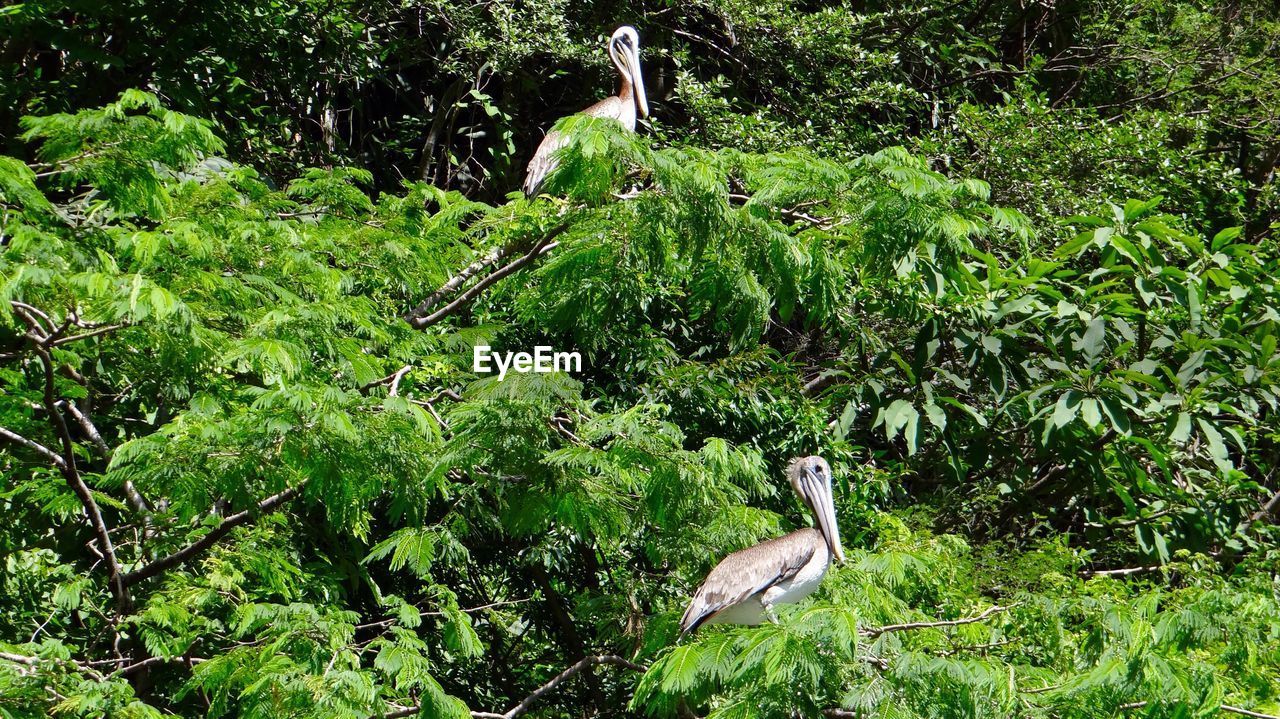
[1,87,1277,719]
[2,0,1280,716]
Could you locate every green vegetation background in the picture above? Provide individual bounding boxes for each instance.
[1,1,1279,717]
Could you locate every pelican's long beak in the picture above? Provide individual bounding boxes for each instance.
[804,467,845,564]
[625,44,649,118]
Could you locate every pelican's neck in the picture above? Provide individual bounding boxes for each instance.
[618,72,633,106]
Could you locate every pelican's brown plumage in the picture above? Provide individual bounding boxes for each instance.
[523,25,649,197]
[680,456,845,634]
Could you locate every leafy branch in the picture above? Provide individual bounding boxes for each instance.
[121,481,308,586]
[406,222,568,329]
[1120,702,1280,719]
[10,304,132,613]
[860,604,1012,639]
[386,655,646,719]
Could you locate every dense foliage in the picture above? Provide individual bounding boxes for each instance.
[1,2,1278,719]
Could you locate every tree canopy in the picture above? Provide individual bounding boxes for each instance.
[1,2,1278,719]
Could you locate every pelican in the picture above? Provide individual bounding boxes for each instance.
[523,25,649,196]
[680,456,845,633]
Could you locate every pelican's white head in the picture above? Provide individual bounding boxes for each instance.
[787,455,845,563]
[609,25,649,118]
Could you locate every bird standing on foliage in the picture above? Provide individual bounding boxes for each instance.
[680,456,846,634]
[522,25,650,196]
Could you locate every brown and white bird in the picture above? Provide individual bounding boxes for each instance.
[680,456,845,634]
[522,25,649,196]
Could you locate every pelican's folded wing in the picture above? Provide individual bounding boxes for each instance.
[523,129,570,197]
[523,97,625,197]
[679,528,819,634]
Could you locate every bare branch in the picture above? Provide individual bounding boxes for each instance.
[0,651,107,682]
[50,323,127,347]
[16,311,132,613]
[60,402,110,457]
[408,244,517,318]
[0,425,69,468]
[107,654,206,679]
[1222,705,1280,719]
[122,482,307,586]
[362,365,413,396]
[406,387,462,431]
[430,389,463,403]
[1250,486,1280,523]
[1080,566,1162,578]
[407,224,568,329]
[9,302,56,334]
[62,401,151,520]
[861,604,1011,638]
[0,651,37,667]
[802,371,843,397]
[728,193,841,230]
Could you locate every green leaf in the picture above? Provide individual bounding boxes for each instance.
[1110,234,1143,265]
[1169,412,1192,444]
[1195,418,1230,466]
[882,399,917,440]
[1080,398,1101,428]
[1123,197,1162,221]
[1100,398,1132,435]
[1211,226,1242,251]
[1075,317,1106,358]
[1052,390,1082,429]
[1055,230,1095,258]
[657,645,703,694]
[923,401,947,432]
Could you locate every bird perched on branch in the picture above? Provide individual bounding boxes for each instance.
[680,456,845,633]
[523,25,650,197]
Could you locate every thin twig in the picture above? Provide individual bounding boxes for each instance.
[107,655,206,679]
[356,599,531,630]
[408,244,517,318]
[937,639,1013,656]
[407,224,569,329]
[1221,705,1280,719]
[861,605,1011,638]
[50,323,127,347]
[1080,566,1162,578]
[361,365,412,396]
[0,426,68,468]
[0,651,107,682]
[728,193,839,229]
[122,482,307,586]
[1120,703,1277,719]
[501,655,646,719]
